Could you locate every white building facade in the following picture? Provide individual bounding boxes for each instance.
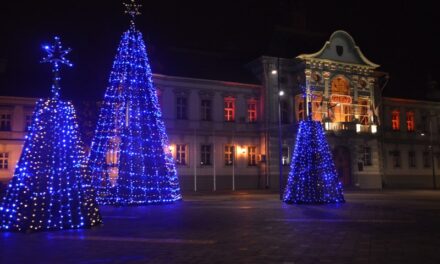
[1,30,438,190]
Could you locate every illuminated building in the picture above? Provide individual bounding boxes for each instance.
[1,30,438,190]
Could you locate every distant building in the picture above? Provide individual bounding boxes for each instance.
[1,30,438,190]
[0,97,36,182]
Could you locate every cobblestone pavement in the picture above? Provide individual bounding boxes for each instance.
[1,190,440,264]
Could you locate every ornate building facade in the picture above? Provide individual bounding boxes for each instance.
[1,30,438,190]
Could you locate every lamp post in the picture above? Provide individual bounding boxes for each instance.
[275,58,284,200]
[421,115,437,190]
[429,116,437,190]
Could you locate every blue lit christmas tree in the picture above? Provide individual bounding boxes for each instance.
[283,86,345,204]
[0,37,102,232]
[88,0,181,205]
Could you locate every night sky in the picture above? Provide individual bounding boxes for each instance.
[0,1,439,101]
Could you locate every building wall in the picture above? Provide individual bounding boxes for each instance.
[0,97,37,182]
[381,97,440,188]
[155,75,265,191]
[2,31,440,191]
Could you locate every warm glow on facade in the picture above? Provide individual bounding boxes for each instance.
[392,110,400,130]
[406,111,415,132]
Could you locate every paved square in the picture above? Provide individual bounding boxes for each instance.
[1,190,440,263]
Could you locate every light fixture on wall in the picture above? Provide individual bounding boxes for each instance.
[371,124,377,134]
[241,146,246,154]
[356,123,361,133]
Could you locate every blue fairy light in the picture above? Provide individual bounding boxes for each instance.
[283,85,345,204]
[88,1,182,205]
[0,37,102,232]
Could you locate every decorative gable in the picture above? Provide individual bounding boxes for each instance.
[297,30,379,68]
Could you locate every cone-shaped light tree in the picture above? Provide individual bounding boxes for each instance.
[0,37,102,232]
[283,86,345,204]
[88,0,182,205]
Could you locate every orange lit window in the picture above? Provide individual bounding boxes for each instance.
[224,145,234,165]
[295,94,305,122]
[224,97,235,122]
[176,144,187,165]
[406,111,415,132]
[247,100,257,123]
[248,146,257,166]
[331,76,349,95]
[359,99,369,125]
[312,93,323,122]
[392,110,400,131]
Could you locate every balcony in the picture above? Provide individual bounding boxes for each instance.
[324,121,377,134]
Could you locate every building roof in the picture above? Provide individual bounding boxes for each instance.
[296,30,380,68]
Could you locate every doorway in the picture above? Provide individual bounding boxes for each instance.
[333,146,351,186]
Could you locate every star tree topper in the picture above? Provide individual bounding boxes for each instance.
[124,0,142,23]
[41,36,73,99]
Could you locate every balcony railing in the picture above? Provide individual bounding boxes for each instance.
[324,122,377,134]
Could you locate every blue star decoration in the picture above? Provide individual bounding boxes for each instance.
[41,36,73,98]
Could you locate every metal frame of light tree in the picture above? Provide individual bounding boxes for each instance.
[0,37,102,232]
[88,0,182,205]
[283,85,345,204]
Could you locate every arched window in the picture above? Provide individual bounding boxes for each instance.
[331,76,349,95]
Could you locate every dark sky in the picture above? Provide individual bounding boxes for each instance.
[0,1,439,101]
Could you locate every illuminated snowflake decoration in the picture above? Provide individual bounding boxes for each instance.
[41,36,73,69]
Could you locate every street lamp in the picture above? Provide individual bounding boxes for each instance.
[276,58,284,200]
[420,115,437,190]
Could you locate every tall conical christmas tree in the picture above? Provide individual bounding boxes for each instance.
[88,0,181,205]
[283,86,345,204]
[0,37,102,232]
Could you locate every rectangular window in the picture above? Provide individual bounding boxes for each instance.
[295,94,305,122]
[359,99,369,125]
[312,94,323,122]
[25,115,32,131]
[282,146,289,165]
[224,98,235,122]
[0,152,8,169]
[392,151,401,168]
[0,113,11,131]
[247,101,257,123]
[176,97,187,120]
[406,111,415,132]
[408,151,416,168]
[201,100,211,121]
[391,110,400,131]
[224,145,234,166]
[248,146,257,166]
[176,144,187,166]
[281,101,289,124]
[200,145,211,166]
[363,146,372,166]
[423,151,431,168]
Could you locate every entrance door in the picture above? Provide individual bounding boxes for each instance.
[333,146,351,186]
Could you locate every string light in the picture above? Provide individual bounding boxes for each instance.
[283,85,344,204]
[0,37,102,232]
[283,120,345,204]
[88,2,182,205]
